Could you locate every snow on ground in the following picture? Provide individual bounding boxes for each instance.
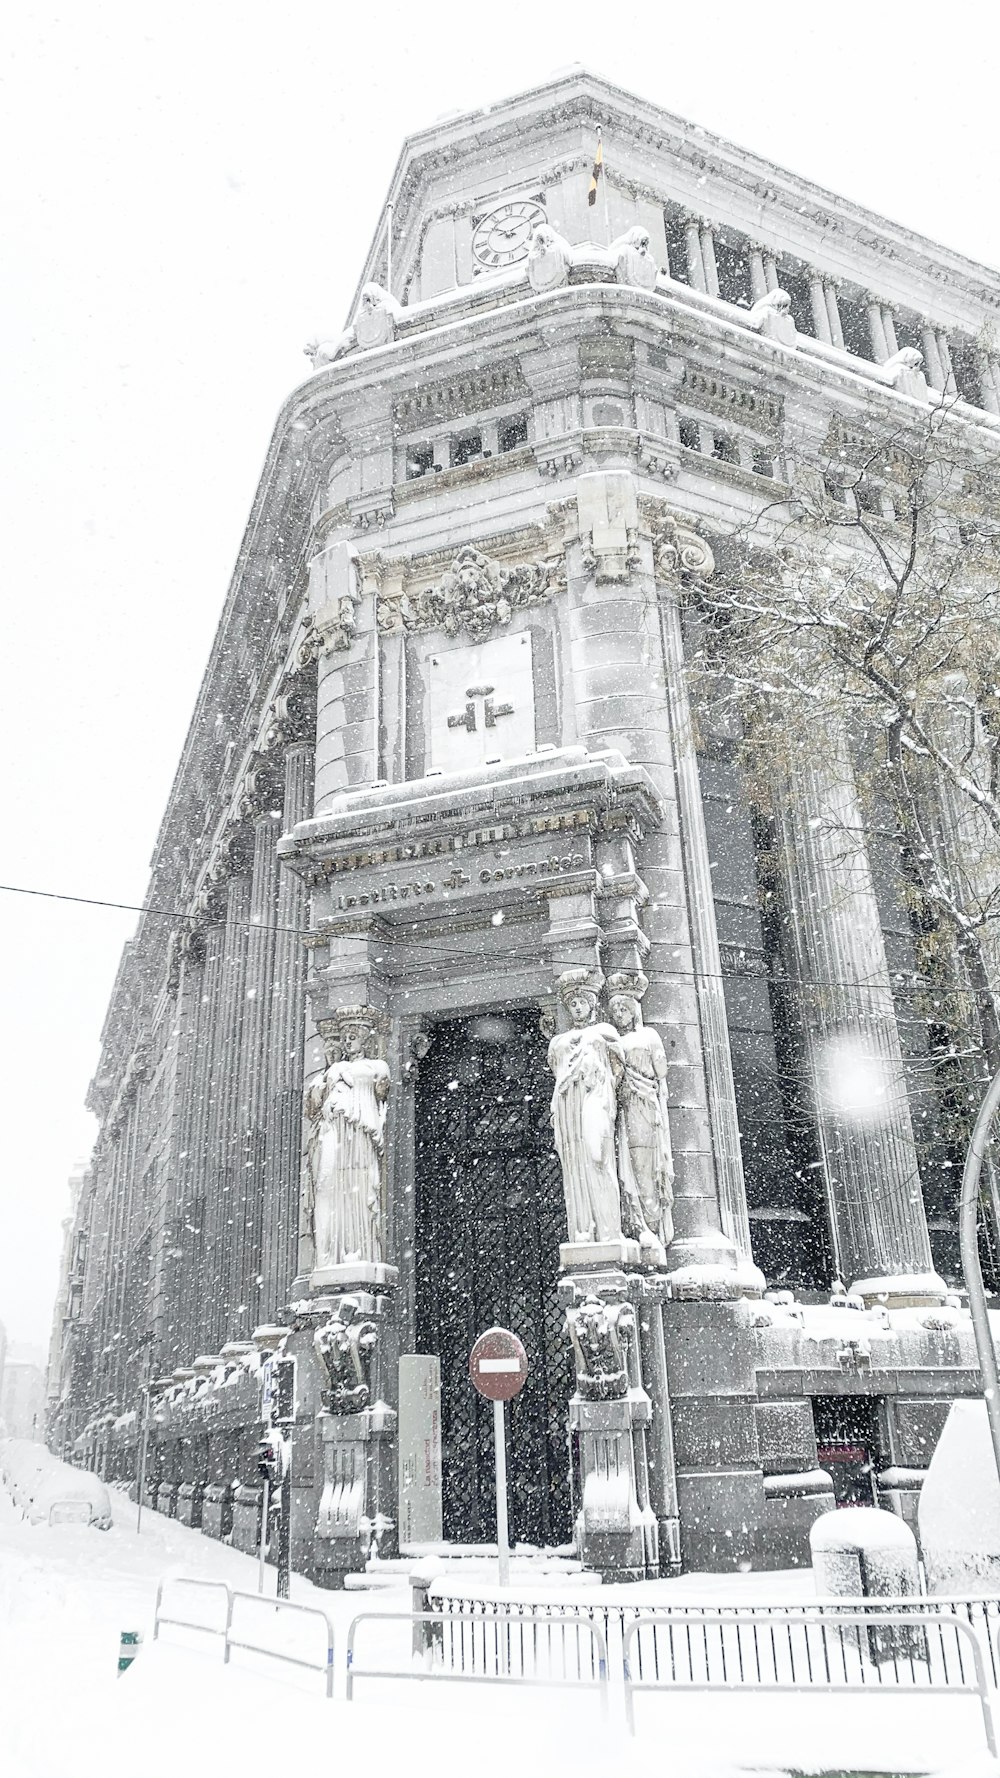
[0,1481,995,1778]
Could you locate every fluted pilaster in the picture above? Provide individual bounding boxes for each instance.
[778,738,943,1301]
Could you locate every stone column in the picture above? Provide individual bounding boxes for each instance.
[699,222,719,297]
[824,281,845,349]
[233,800,281,1331]
[261,739,314,1320]
[568,472,757,1287]
[763,254,779,293]
[748,245,768,302]
[177,915,224,1357]
[684,215,707,292]
[778,736,945,1304]
[204,855,253,1347]
[937,330,956,396]
[808,273,832,343]
[308,541,379,813]
[866,296,890,363]
[882,305,899,358]
[920,322,945,391]
[975,350,1000,415]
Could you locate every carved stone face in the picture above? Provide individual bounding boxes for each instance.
[608,995,638,1033]
[566,990,595,1028]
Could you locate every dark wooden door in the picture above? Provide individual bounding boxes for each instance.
[415,1009,573,1548]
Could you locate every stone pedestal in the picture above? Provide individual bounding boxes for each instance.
[662,1295,765,1571]
[306,1269,399,1588]
[562,1267,664,1581]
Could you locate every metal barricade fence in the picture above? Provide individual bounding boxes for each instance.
[620,1605,997,1752]
[346,1609,610,1716]
[428,1588,1000,1688]
[153,1575,336,1697]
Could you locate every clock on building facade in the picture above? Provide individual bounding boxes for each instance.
[471,197,546,269]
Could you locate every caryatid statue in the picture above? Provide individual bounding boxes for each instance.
[303,1010,390,1270]
[606,972,674,1255]
[547,969,625,1245]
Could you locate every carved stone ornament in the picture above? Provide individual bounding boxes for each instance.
[304,282,403,370]
[404,545,566,641]
[303,1008,390,1270]
[606,971,674,1254]
[526,223,573,294]
[566,1293,636,1401]
[313,1297,379,1413]
[650,513,715,583]
[610,227,659,292]
[548,969,625,1245]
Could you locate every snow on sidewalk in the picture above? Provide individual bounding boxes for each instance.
[0,1484,996,1777]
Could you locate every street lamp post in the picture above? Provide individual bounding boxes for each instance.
[959,1066,1000,1489]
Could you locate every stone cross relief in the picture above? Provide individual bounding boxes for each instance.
[446,683,515,735]
[547,968,675,1263]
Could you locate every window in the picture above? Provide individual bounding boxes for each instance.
[854,480,882,516]
[663,207,690,285]
[712,433,739,464]
[839,292,875,363]
[498,413,528,453]
[893,310,923,355]
[949,337,983,407]
[679,417,701,451]
[775,263,815,338]
[714,235,753,308]
[824,476,847,506]
[450,430,482,467]
[752,448,775,479]
[405,442,434,480]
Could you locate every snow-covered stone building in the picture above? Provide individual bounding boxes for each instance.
[52,70,1000,1580]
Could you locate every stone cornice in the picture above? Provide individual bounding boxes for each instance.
[352,71,1000,319]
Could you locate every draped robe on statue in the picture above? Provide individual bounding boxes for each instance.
[312,1056,389,1268]
[615,1028,675,1249]
[548,1023,625,1243]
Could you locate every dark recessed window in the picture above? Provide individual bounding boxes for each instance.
[679,417,701,451]
[854,480,882,516]
[824,476,847,505]
[839,292,875,362]
[405,442,434,480]
[712,433,739,465]
[950,337,983,407]
[664,207,690,285]
[714,236,753,308]
[451,430,482,467]
[776,264,815,338]
[498,414,528,453]
[752,448,775,479]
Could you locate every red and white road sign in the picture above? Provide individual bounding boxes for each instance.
[469,1326,528,1401]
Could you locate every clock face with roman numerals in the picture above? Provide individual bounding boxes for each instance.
[471,199,546,270]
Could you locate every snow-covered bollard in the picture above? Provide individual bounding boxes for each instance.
[919,1400,1000,1594]
[810,1507,921,1662]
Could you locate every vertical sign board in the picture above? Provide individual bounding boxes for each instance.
[398,1354,443,1548]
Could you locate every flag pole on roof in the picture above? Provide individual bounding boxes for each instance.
[588,124,611,246]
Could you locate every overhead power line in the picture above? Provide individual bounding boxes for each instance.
[0,878,995,1006]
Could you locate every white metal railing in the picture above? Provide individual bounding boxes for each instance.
[621,1606,997,1752]
[346,1608,610,1716]
[152,1575,335,1697]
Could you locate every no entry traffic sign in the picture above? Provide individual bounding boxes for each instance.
[469,1326,528,1402]
[469,1326,528,1587]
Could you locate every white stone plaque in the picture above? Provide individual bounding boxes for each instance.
[398,1354,443,1547]
[427,631,535,773]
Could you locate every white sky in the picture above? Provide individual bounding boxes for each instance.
[2,0,999,1352]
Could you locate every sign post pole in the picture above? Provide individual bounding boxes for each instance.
[469,1326,528,1594]
[257,1475,270,1594]
[493,1397,510,1588]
